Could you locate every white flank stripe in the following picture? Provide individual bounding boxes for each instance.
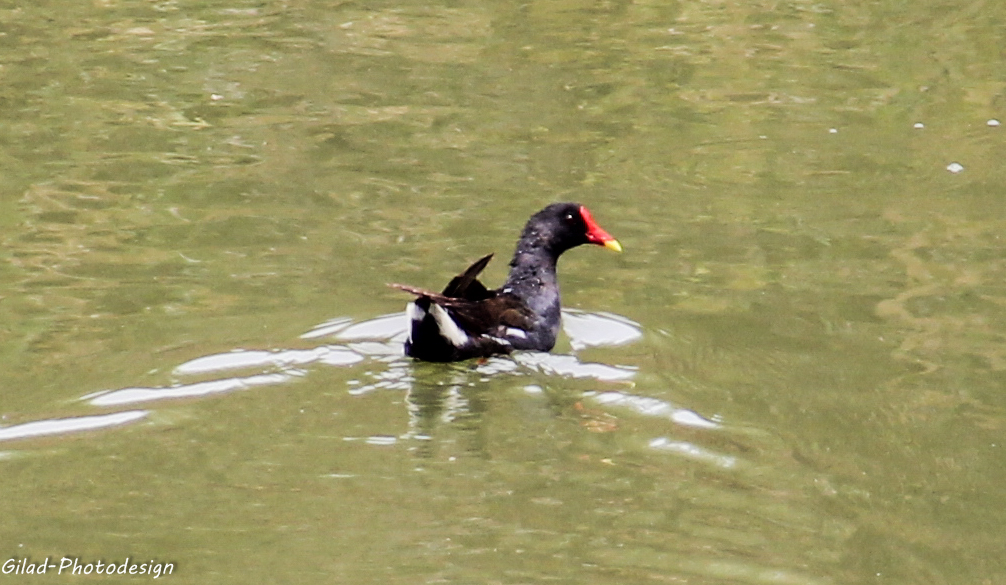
[406,301,425,322]
[404,302,422,343]
[430,304,469,347]
[504,327,528,340]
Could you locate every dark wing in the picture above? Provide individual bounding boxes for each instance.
[389,285,536,338]
[388,253,495,303]
[440,253,494,300]
[389,252,535,339]
[444,293,537,334]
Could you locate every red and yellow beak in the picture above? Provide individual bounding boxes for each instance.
[579,206,622,252]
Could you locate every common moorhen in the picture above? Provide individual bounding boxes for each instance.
[390,202,621,362]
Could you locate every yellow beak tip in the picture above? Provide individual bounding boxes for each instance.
[604,239,623,253]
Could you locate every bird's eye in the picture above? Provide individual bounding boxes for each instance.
[564,213,575,222]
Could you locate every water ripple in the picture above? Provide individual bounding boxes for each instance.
[587,390,719,428]
[87,372,297,407]
[0,411,148,442]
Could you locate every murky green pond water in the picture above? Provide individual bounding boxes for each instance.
[2,0,1006,583]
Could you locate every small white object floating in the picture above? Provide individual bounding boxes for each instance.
[946,162,964,174]
[913,122,924,129]
[828,128,838,134]
[988,119,1001,127]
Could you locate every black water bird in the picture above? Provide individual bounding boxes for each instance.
[389,203,621,362]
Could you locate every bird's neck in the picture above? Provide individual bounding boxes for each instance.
[504,244,559,295]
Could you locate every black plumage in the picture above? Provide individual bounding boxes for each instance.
[390,202,621,362]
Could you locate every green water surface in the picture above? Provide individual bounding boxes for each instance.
[1,0,1005,583]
